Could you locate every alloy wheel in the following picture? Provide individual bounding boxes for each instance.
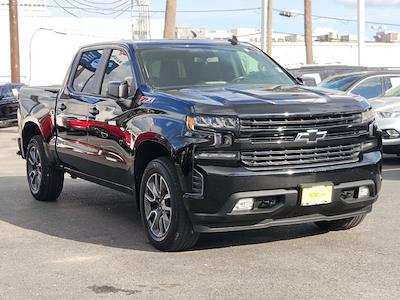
[27,145,42,193]
[143,173,172,240]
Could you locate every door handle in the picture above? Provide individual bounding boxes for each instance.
[59,103,67,111]
[89,107,100,116]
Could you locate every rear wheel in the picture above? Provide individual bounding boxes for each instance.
[315,215,366,231]
[140,157,199,251]
[26,135,64,201]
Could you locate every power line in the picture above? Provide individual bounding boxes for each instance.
[21,2,400,29]
[61,0,131,16]
[52,0,80,18]
[273,8,400,28]
[43,3,261,14]
[76,0,127,5]
[66,0,130,10]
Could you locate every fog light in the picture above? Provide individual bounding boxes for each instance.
[232,198,254,212]
[358,186,370,198]
[385,129,400,138]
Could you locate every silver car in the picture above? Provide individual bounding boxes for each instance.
[319,71,400,99]
[369,86,400,154]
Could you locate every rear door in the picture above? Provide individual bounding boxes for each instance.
[56,48,106,174]
[84,47,137,186]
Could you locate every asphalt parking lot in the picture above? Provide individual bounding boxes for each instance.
[0,127,399,299]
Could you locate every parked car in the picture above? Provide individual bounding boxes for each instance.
[288,64,371,86]
[18,40,382,251]
[369,85,400,154]
[319,71,400,99]
[0,83,24,127]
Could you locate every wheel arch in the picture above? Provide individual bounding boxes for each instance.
[21,121,42,158]
[134,139,173,197]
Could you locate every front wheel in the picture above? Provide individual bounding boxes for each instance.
[315,215,366,231]
[139,157,199,251]
[26,135,64,201]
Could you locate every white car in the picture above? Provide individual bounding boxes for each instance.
[369,86,400,154]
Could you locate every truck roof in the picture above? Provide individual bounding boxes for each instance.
[79,39,248,50]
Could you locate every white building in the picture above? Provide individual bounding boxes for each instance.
[0,3,164,85]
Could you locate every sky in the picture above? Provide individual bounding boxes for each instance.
[48,0,400,38]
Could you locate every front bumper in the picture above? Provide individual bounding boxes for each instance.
[184,151,382,233]
[0,101,18,124]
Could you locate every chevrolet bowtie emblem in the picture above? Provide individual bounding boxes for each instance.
[295,129,327,143]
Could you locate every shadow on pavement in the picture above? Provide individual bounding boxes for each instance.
[0,176,327,252]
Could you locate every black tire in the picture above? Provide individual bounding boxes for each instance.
[315,214,366,231]
[139,157,199,251]
[26,135,64,201]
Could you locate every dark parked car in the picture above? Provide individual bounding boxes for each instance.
[0,83,25,126]
[319,71,400,99]
[18,40,382,251]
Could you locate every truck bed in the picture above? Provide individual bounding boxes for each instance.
[20,85,60,100]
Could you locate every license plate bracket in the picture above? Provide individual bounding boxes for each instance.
[300,183,333,206]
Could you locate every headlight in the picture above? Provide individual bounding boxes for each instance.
[378,111,400,118]
[187,115,238,130]
[361,109,375,122]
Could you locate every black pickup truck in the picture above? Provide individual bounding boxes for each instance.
[18,40,382,251]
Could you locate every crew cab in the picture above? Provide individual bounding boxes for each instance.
[18,40,382,251]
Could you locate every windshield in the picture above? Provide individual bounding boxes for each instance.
[137,45,295,90]
[320,75,361,91]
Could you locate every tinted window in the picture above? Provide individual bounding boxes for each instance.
[320,75,361,91]
[383,76,400,96]
[351,77,383,99]
[101,49,134,96]
[138,46,294,90]
[0,86,13,98]
[72,49,103,93]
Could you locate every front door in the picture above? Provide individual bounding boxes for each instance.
[84,48,137,187]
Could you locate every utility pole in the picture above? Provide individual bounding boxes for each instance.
[163,0,176,39]
[357,0,365,66]
[260,0,266,51]
[304,0,313,64]
[9,0,20,83]
[267,0,272,55]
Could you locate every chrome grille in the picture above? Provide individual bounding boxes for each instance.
[241,143,361,170]
[239,112,366,143]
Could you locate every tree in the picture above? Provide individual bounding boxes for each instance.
[164,0,176,39]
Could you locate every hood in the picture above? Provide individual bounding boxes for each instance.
[160,84,369,116]
[368,96,400,112]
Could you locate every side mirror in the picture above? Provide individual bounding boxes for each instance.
[107,81,128,99]
[300,76,318,87]
[296,76,304,85]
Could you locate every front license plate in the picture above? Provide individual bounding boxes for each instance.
[301,185,333,206]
